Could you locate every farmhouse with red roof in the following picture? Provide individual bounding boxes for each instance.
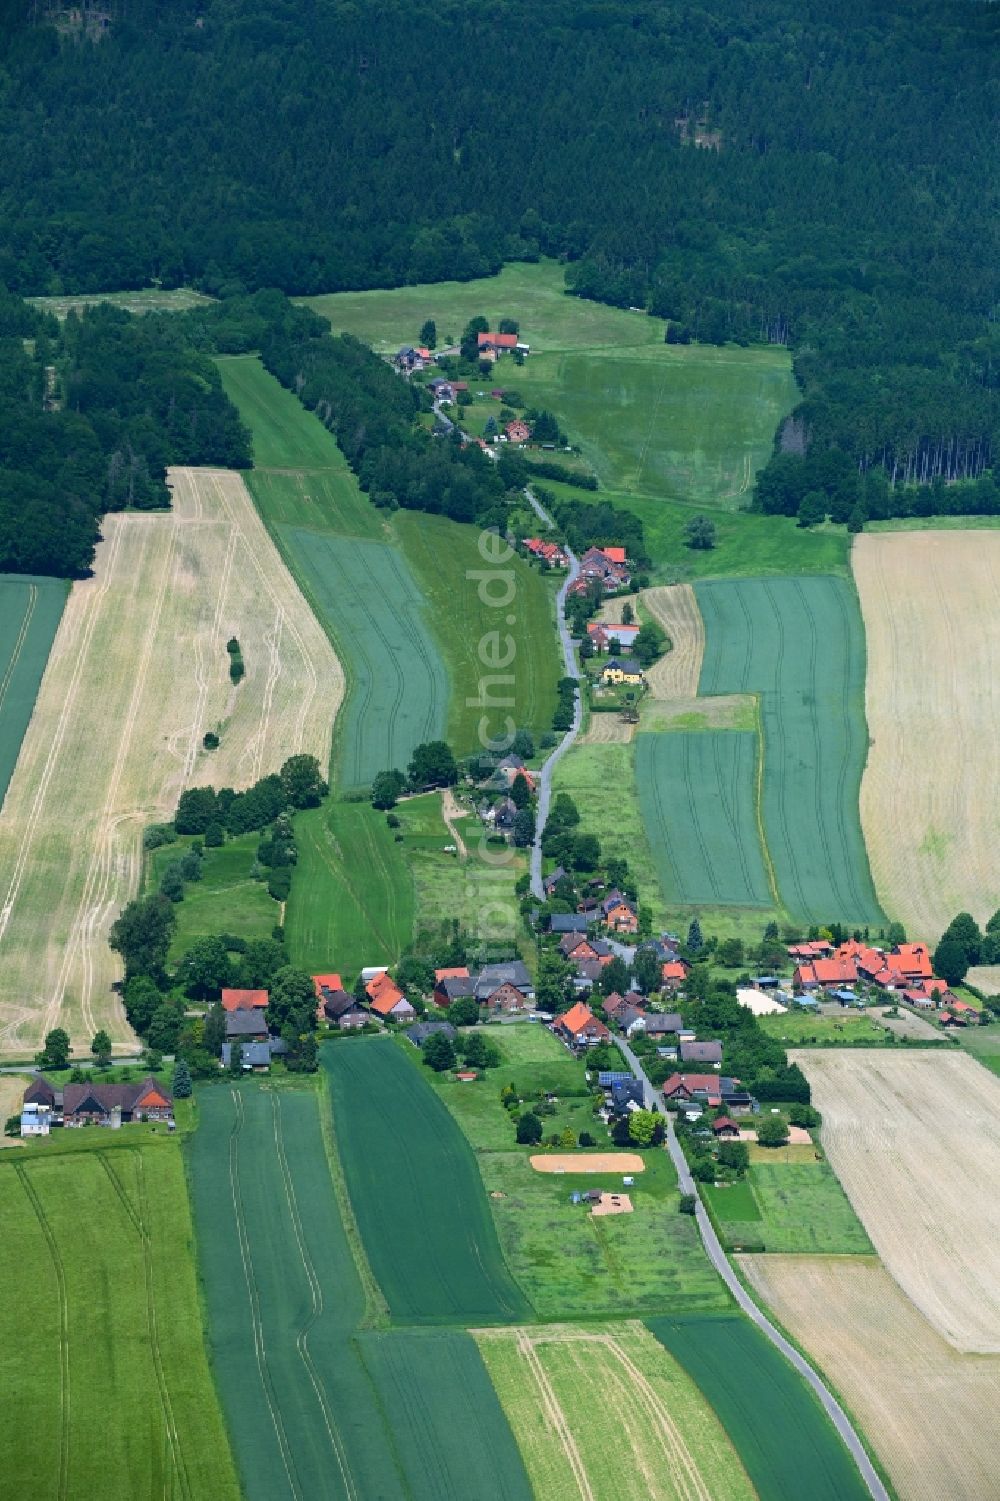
[554,1002,611,1048]
[221,987,269,1012]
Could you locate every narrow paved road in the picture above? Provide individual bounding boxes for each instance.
[616,1036,890,1501]
[526,487,581,899]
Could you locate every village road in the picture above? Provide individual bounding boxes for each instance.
[526,487,581,899]
[616,1036,891,1501]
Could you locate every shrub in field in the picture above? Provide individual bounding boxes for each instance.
[202,730,219,749]
[516,1110,543,1144]
[679,1193,697,1215]
[226,636,245,684]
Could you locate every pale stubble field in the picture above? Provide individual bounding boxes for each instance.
[0,469,340,1056]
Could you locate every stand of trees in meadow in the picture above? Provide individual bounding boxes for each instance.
[0,0,994,514]
[0,290,250,576]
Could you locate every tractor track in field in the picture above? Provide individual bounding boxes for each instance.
[0,582,37,721]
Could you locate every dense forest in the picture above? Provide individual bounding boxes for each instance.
[0,0,997,554]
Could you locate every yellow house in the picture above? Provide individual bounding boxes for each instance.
[602,658,644,686]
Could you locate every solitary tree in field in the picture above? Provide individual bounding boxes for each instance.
[621,602,634,624]
[38,1027,71,1071]
[757,1115,790,1147]
[684,514,717,550]
[91,1030,113,1069]
[419,319,436,349]
[280,753,327,809]
[172,1059,193,1098]
[516,1110,543,1145]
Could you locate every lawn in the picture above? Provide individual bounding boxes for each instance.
[703,1178,761,1223]
[635,728,774,909]
[476,1322,757,1501]
[218,354,346,470]
[0,1138,239,1499]
[515,344,797,507]
[285,797,414,982]
[0,575,67,807]
[756,1010,889,1046]
[323,1037,532,1323]
[697,575,883,927]
[147,834,280,962]
[647,1313,870,1501]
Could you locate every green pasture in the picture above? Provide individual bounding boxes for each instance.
[285,798,414,982]
[516,344,797,506]
[747,1164,873,1255]
[324,1038,532,1323]
[301,258,665,353]
[703,1178,761,1223]
[696,576,883,927]
[29,287,214,319]
[397,791,527,944]
[280,526,449,787]
[424,1039,599,1155]
[218,354,346,470]
[958,1024,1000,1077]
[552,741,666,925]
[147,834,280,961]
[647,1314,869,1501]
[246,461,384,537]
[635,729,773,909]
[0,1140,239,1499]
[756,1010,888,1046]
[0,575,66,807]
[356,1329,533,1500]
[392,510,559,753]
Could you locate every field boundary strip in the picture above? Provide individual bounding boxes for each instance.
[14,1161,70,1501]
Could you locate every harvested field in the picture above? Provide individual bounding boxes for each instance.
[854,532,1000,936]
[742,1254,1000,1501]
[636,729,773,908]
[579,711,633,745]
[792,1049,1000,1350]
[697,575,882,926]
[475,1322,756,1501]
[0,1076,28,1146]
[0,469,338,1056]
[0,576,66,810]
[639,585,704,698]
[969,964,1000,995]
[648,1313,869,1501]
[531,1153,644,1174]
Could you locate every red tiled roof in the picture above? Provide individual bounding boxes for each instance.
[712,1116,739,1133]
[601,547,627,564]
[795,958,859,986]
[221,988,269,1012]
[662,961,688,981]
[312,973,344,997]
[556,1002,610,1038]
[435,967,470,982]
[479,331,518,349]
[369,981,409,1016]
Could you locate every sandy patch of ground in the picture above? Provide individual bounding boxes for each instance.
[591,1192,633,1216]
[738,1125,812,1145]
[0,469,340,1057]
[531,1152,645,1174]
[870,1005,943,1041]
[791,1049,1000,1351]
[441,786,468,857]
[741,1254,1000,1501]
[854,531,1000,937]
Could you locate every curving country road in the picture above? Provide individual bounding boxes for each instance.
[616,1035,890,1501]
[526,487,581,900]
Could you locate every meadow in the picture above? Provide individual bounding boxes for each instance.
[323,1038,532,1323]
[855,530,1000,936]
[0,1137,239,1499]
[696,575,883,927]
[708,1163,873,1256]
[285,798,415,981]
[0,575,66,808]
[0,469,336,1057]
[742,1254,1000,1501]
[795,1048,1000,1352]
[635,729,773,909]
[476,1321,757,1501]
[647,1313,870,1501]
[147,834,280,963]
[756,1010,890,1046]
[28,287,214,319]
[190,1079,531,1501]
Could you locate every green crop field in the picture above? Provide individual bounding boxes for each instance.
[246,461,385,537]
[324,1038,532,1323]
[356,1329,533,1500]
[279,526,448,787]
[516,344,797,507]
[191,1080,531,1500]
[0,1139,239,1500]
[0,576,66,807]
[635,729,773,909]
[696,576,883,927]
[147,834,280,962]
[648,1314,870,1501]
[285,798,414,981]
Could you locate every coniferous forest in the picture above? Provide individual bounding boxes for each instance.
[0,0,997,572]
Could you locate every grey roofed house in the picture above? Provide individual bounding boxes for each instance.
[474,960,534,1001]
[681,1039,723,1065]
[618,1003,646,1032]
[590,939,612,959]
[438,975,477,1002]
[222,1041,274,1069]
[611,1078,645,1112]
[575,959,603,985]
[23,1074,58,1108]
[550,913,589,934]
[321,988,365,1020]
[406,1021,457,1047]
[543,865,567,894]
[643,1012,683,1036]
[225,1008,270,1039]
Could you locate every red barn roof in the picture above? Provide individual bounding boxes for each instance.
[221,988,269,1012]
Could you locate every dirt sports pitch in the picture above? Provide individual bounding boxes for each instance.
[530,1153,645,1174]
[854,530,1000,936]
[742,1254,1000,1501]
[0,469,338,1056]
[792,1049,1000,1351]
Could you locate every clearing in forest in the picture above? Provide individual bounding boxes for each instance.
[741,1254,1000,1501]
[791,1049,1000,1351]
[475,1322,756,1501]
[0,576,66,810]
[854,530,1000,936]
[0,469,338,1056]
[0,1140,240,1499]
